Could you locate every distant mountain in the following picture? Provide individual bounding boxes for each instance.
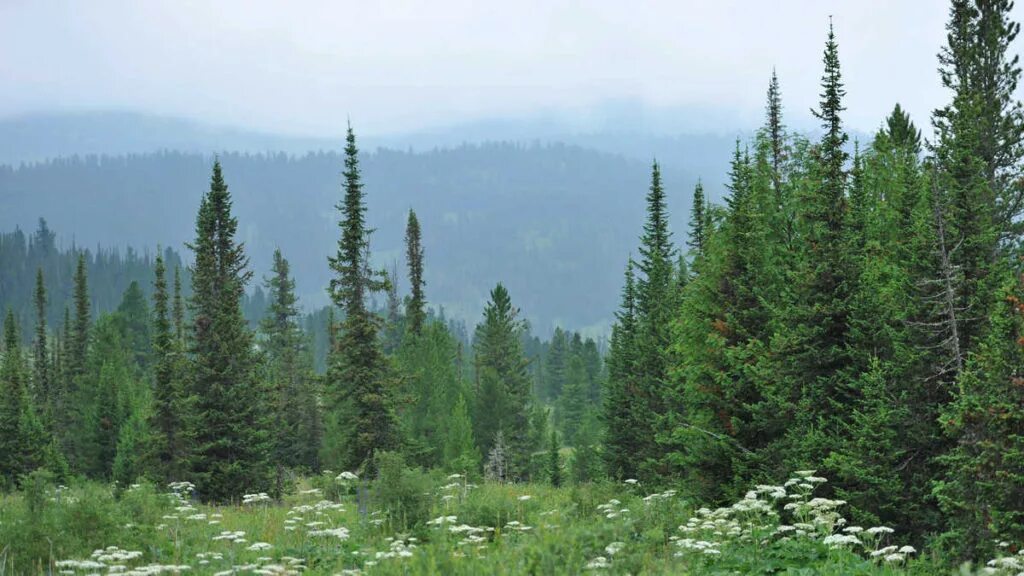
[0,145,720,335]
[0,111,751,333]
[0,111,342,165]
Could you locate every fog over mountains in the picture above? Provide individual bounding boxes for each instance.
[0,110,746,334]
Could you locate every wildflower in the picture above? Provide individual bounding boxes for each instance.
[585,556,611,570]
[866,526,895,535]
[242,492,271,504]
[518,495,532,502]
[605,542,625,556]
[336,471,359,482]
[794,470,817,477]
[308,527,350,540]
[899,545,916,554]
[624,478,639,485]
[427,515,458,526]
[247,542,272,551]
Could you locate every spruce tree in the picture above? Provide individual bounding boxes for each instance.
[173,265,185,345]
[261,249,318,490]
[187,160,269,501]
[473,283,531,480]
[70,253,90,380]
[546,429,562,487]
[32,268,50,422]
[0,310,45,485]
[936,273,1024,558]
[782,20,853,467]
[687,181,708,260]
[603,259,641,479]
[444,394,480,475]
[148,253,186,481]
[326,124,400,470]
[405,209,426,337]
[634,161,676,478]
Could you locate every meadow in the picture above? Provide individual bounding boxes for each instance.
[1,465,1020,576]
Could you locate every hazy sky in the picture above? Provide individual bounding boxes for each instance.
[1,0,1016,137]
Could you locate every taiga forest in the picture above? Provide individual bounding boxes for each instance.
[1,1,1023,574]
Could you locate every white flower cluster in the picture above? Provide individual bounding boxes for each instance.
[211,530,247,543]
[242,492,271,504]
[336,471,359,482]
[308,526,350,540]
[374,536,417,560]
[669,471,925,568]
[596,498,629,519]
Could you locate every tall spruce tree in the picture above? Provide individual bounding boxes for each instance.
[0,310,45,485]
[405,209,426,337]
[173,265,185,345]
[32,268,50,422]
[262,249,319,491]
[687,181,708,260]
[473,283,531,480]
[781,20,853,468]
[186,160,269,501]
[148,253,186,481]
[326,124,400,470]
[603,259,640,479]
[634,161,676,479]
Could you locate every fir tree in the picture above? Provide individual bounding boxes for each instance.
[444,394,480,475]
[187,160,269,501]
[148,253,185,481]
[687,181,708,260]
[633,161,676,478]
[0,310,45,485]
[325,124,400,471]
[782,20,853,467]
[546,429,562,487]
[936,272,1024,558]
[70,254,90,379]
[173,265,185,345]
[603,259,641,479]
[261,249,319,491]
[405,209,426,337]
[473,283,531,480]
[32,268,50,422]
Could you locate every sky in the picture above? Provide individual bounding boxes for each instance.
[0,0,1016,138]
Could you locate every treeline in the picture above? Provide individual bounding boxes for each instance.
[604,3,1023,560]
[0,222,272,341]
[0,125,604,504]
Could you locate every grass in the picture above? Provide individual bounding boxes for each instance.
[0,468,1020,575]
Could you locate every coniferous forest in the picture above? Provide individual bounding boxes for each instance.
[2,2,1024,574]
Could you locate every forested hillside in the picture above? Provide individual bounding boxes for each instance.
[0,144,700,333]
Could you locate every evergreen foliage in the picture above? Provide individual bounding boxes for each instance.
[186,160,269,501]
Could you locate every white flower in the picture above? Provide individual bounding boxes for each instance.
[605,542,625,556]
[624,478,639,485]
[242,493,271,504]
[899,545,916,554]
[247,542,272,551]
[336,471,359,482]
[518,495,532,502]
[585,556,611,570]
[866,526,895,535]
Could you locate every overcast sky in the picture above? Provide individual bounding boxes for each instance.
[1,0,1017,138]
